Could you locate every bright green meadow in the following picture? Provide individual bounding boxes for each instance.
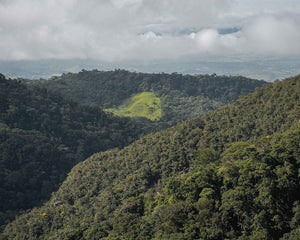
[106,92,162,121]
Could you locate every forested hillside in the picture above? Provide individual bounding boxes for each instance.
[27,70,266,125]
[3,75,299,239]
[0,74,155,228]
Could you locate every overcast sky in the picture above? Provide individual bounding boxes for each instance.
[1,0,300,62]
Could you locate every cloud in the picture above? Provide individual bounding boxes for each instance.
[243,15,300,55]
[189,14,300,56]
[0,0,300,61]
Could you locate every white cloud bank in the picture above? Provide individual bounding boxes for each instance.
[191,15,300,56]
[0,0,300,61]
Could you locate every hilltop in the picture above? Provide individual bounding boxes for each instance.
[3,75,299,239]
[26,70,266,125]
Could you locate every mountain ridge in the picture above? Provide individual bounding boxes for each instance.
[26,69,266,125]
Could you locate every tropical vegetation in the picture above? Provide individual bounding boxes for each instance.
[2,74,299,239]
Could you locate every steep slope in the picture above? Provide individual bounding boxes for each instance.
[3,75,299,239]
[0,74,155,228]
[26,69,266,125]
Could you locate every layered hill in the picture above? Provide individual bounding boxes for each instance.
[0,74,155,228]
[26,70,266,125]
[3,75,299,239]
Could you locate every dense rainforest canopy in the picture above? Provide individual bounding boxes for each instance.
[2,75,299,239]
[0,71,265,230]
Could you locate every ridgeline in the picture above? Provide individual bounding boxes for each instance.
[26,70,266,126]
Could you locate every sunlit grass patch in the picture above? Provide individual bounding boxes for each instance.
[106,92,161,121]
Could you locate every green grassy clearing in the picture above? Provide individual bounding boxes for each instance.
[106,92,161,121]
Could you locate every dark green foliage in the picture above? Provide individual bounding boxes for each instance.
[196,148,220,165]
[0,126,69,221]
[0,74,156,228]
[26,69,266,125]
[2,75,299,239]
